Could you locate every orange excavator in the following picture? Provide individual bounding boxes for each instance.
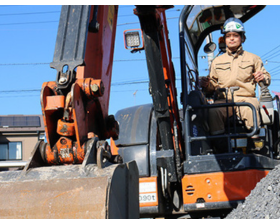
[0,5,280,219]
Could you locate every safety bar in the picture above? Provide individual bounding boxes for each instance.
[273,95,280,123]
[190,102,258,139]
[184,101,258,159]
[273,95,280,156]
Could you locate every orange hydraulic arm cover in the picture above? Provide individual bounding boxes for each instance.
[40,5,119,165]
[134,6,184,162]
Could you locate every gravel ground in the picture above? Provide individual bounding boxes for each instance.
[226,164,280,219]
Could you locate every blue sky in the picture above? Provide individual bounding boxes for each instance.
[0,5,279,117]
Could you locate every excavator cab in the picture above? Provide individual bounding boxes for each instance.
[113,5,280,218]
[179,5,280,216]
[181,5,279,157]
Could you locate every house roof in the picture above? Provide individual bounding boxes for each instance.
[0,115,45,132]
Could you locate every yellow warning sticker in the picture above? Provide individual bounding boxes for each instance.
[107,5,114,30]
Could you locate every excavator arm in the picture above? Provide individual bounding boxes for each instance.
[135,5,184,181]
[41,5,119,165]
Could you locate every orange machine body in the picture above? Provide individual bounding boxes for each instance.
[139,177,159,208]
[155,8,183,158]
[134,6,184,159]
[181,169,269,210]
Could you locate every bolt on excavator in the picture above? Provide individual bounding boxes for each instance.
[1,5,280,219]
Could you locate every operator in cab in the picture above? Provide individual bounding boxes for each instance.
[200,17,271,153]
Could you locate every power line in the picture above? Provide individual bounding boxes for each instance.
[0,60,145,66]
[117,21,139,26]
[0,89,40,93]
[266,61,280,63]
[261,44,280,59]
[112,80,148,86]
[0,81,149,94]
[118,9,181,17]
[117,16,179,26]
[0,20,58,26]
[112,88,147,92]
[268,64,280,73]
[0,77,182,95]
[0,7,180,18]
[0,89,151,98]
[0,94,39,98]
[114,59,145,62]
[264,51,280,61]
[0,11,60,16]
[271,71,280,77]
[0,16,179,27]
[0,62,50,66]
[0,57,180,66]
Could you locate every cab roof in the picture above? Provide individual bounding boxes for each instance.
[181,5,265,59]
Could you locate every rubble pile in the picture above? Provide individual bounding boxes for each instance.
[226,164,280,219]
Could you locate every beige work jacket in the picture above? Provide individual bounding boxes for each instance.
[204,46,271,100]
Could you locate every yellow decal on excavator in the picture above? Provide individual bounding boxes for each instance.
[107,5,114,30]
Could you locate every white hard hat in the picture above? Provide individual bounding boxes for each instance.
[222,18,245,34]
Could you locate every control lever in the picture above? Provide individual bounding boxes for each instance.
[259,81,273,124]
[229,87,240,151]
[262,105,270,116]
[217,88,228,102]
[217,87,231,152]
[259,81,272,102]
[217,86,241,152]
[218,88,226,93]
[229,86,240,94]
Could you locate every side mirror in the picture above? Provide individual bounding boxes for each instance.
[203,42,216,54]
